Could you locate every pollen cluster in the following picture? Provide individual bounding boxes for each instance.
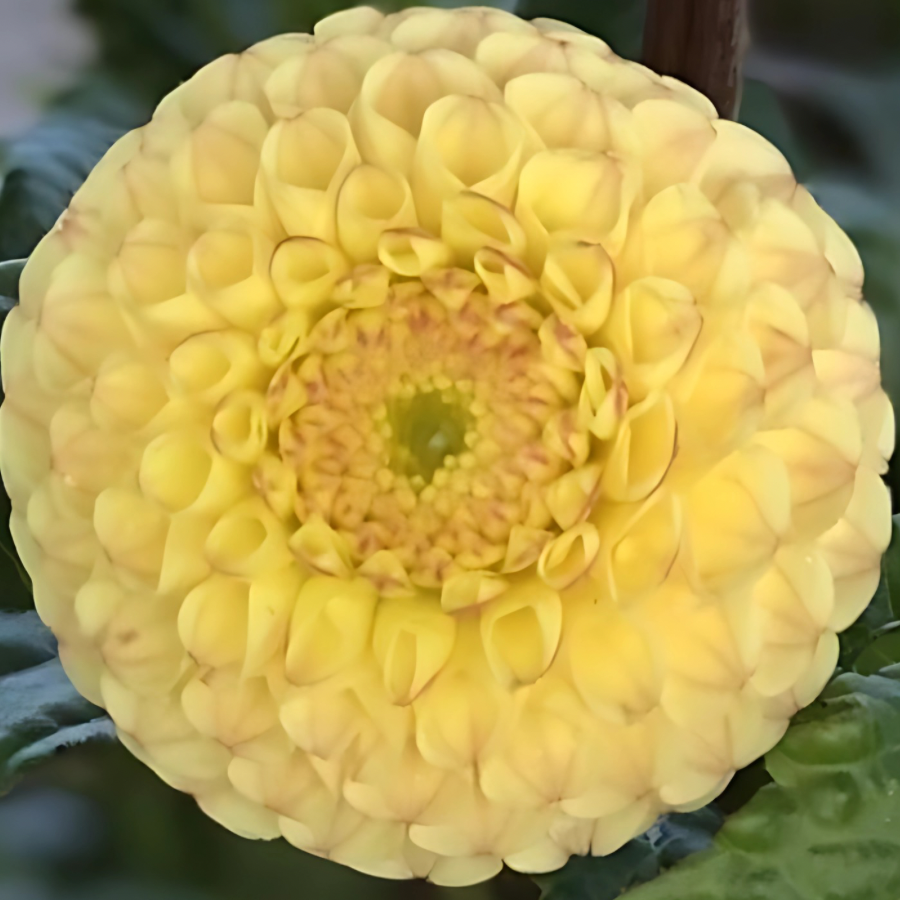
[0,5,892,886]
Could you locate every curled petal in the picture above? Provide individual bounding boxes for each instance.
[545,463,603,530]
[174,101,269,212]
[697,119,795,205]
[108,220,187,307]
[279,684,369,760]
[289,514,354,578]
[49,404,133,494]
[641,183,751,306]
[481,584,562,688]
[140,431,246,514]
[187,225,281,331]
[259,108,361,240]
[542,410,590,467]
[632,98,716,196]
[570,611,660,724]
[373,597,457,704]
[91,356,168,432]
[100,591,185,693]
[169,330,267,405]
[337,163,417,263]
[414,664,507,769]
[271,236,350,309]
[659,603,748,726]
[578,347,627,440]
[285,575,378,685]
[315,6,385,39]
[442,191,527,267]
[538,315,587,372]
[820,467,892,631]
[212,391,269,464]
[258,310,312,368]
[792,185,864,300]
[344,740,445,824]
[244,563,303,676]
[94,488,168,581]
[358,548,415,597]
[333,263,392,309]
[25,477,96,574]
[74,579,124,641]
[441,570,510,613]
[475,31,574,86]
[413,95,527,233]
[606,491,682,602]
[378,228,453,276]
[745,281,814,421]
[517,148,638,269]
[386,7,533,56]
[182,668,279,746]
[501,525,554,573]
[601,393,676,504]
[737,198,840,331]
[505,72,634,154]
[421,267,482,310]
[672,332,765,455]
[540,242,614,336]
[265,38,389,118]
[750,547,834,696]
[755,396,861,538]
[473,248,535,303]
[684,447,791,591]
[205,497,292,578]
[537,522,600,590]
[253,453,298,521]
[352,49,501,175]
[603,277,701,401]
[158,513,214,595]
[179,574,249,668]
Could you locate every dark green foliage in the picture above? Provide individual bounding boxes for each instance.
[840,516,900,671]
[614,672,900,899]
[0,612,115,795]
[533,809,723,900]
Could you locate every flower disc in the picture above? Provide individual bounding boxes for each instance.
[0,5,893,886]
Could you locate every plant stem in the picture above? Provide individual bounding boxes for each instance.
[642,0,748,119]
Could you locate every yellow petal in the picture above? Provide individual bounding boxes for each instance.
[373,597,457,704]
[285,576,377,684]
[481,584,562,688]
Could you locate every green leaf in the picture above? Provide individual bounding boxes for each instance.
[0,611,115,794]
[534,842,658,900]
[839,515,900,670]
[854,626,900,676]
[613,669,900,900]
[0,71,148,264]
[885,518,900,623]
[533,809,723,900]
[0,611,56,676]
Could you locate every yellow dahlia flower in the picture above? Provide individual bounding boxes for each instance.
[0,5,893,886]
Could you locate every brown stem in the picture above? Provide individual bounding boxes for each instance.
[642,0,749,120]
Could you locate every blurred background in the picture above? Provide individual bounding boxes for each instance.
[1,0,899,898]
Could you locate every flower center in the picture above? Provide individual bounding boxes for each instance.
[388,389,472,483]
[258,273,617,589]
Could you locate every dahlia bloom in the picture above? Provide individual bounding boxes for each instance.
[0,4,893,886]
